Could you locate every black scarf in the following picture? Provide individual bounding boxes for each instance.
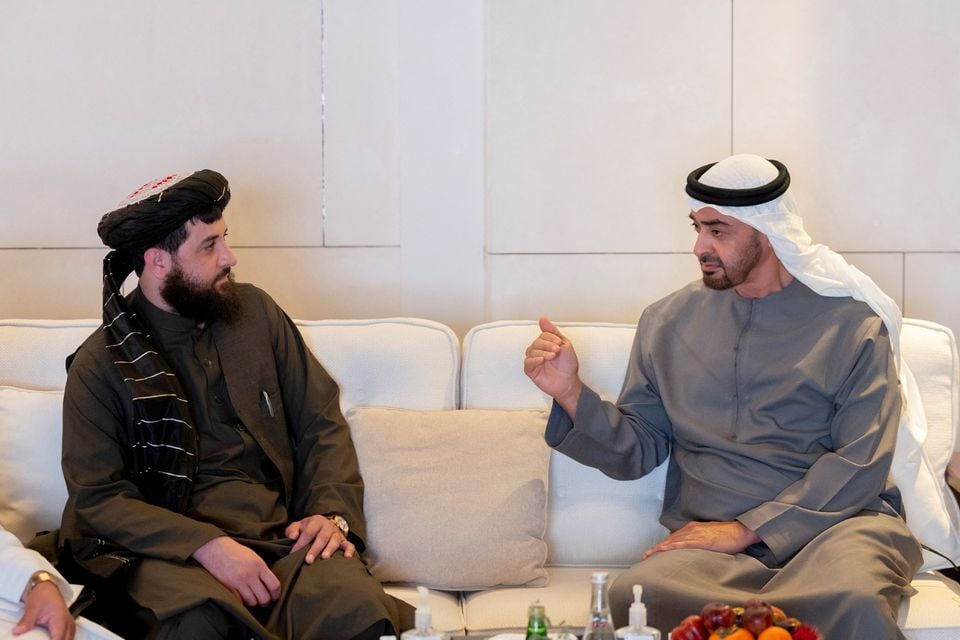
[98,251,198,512]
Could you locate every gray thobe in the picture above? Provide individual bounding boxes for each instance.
[547,279,921,638]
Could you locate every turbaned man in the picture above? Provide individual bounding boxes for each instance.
[60,170,408,639]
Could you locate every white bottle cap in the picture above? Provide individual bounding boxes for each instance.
[415,585,432,632]
[629,584,646,629]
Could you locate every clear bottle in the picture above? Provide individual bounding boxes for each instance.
[582,571,617,640]
[615,585,661,640]
[400,586,448,640]
[525,601,549,639]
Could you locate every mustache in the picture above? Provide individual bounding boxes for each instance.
[699,255,723,267]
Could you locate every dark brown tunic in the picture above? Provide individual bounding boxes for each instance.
[61,284,402,638]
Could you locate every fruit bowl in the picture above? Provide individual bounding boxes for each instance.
[669,600,824,640]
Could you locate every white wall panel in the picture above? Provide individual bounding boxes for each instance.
[0,1,325,248]
[232,247,401,321]
[2,3,957,340]
[486,0,731,254]
[734,1,960,252]
[323,0,401,246]
[0,250,106,319]
[398,1,485,336]
[839,252,904,310]
[904,253,960,343]
[487,253,701,324]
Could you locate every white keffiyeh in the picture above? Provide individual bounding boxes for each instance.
[688,154,960,570]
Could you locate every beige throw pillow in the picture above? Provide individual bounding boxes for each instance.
[345,407,550,590]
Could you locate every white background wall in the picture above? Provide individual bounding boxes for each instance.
[1,1,958,341]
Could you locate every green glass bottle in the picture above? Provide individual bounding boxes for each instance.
[526,602,549,639]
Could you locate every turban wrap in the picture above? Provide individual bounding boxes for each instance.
[76,170,230,513]
[97,169,231,255]
[685,154,960,570]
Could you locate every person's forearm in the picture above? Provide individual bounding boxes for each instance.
[0,531,73,603]
[70,489,225,561]
[554,378,583,419]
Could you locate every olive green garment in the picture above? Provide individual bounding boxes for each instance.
[62,284,402,638]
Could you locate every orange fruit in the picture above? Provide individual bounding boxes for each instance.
[757,627,792,640]
[710,629,755,640]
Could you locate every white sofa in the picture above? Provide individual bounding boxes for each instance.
[2,316,960,639]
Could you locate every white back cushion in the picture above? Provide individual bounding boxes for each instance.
[900,319,960,570]
[295,318,459,411]
[0,320,100,389]
[461,320,669,566]
[902,320,959,481]
[0,387,67,541]
[0,320,98,540]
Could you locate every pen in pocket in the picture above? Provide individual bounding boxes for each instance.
[262,390,275,417]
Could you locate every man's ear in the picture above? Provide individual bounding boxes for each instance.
[143,247,172,278]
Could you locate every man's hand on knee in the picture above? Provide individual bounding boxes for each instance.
[192,536,281,607]
[643,520,761,558]
[285,515,356,563]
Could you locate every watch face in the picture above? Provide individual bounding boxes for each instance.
[330,515,349,534]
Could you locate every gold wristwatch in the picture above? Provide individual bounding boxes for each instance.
[24,570,55,598]
[328,514,349,537]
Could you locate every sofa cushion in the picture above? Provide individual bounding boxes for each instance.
[900,320,960,571]
[346,407,550,590]
[0,386,67,542]
[295,318,459,411]
[462,566,626,634]
[898,572,960,640]
[461,320,669,566]
[0,320,99,389]
[383,586,465,635]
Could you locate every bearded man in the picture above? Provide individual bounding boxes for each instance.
[59,170,409,639]
[524,155,924,638]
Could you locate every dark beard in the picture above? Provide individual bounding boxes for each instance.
[701,231,764,291]
[161,264,242,324]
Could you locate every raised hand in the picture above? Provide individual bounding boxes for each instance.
[192,536,281,607]
[524,317,583,416]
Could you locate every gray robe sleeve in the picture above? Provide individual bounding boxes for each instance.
[545,313,673,480]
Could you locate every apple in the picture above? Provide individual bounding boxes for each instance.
[669,614,710,640]
[699,602,736,632]
[740,601,774,635]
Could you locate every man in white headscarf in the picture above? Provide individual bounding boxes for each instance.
[524,154,955,638]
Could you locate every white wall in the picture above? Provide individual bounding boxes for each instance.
[1,0,958,341]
